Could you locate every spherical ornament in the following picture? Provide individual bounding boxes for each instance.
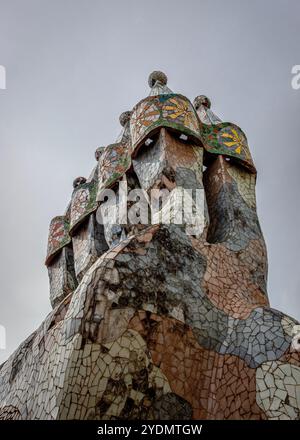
[73,176,86,189]
[95,146,105,161]
[119,111,132,127]
[148,71,168,88]
[193,95,211,110]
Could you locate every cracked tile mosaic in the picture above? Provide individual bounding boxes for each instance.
[0,71,299,420]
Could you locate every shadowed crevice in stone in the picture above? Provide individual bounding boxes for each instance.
[206,181,264,250]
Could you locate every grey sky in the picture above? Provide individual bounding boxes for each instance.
[0,0,299,363]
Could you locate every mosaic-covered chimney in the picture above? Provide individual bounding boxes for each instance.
[2,71,298,421]
[45,70,267,308]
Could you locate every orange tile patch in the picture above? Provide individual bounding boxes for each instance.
[128,311,266,419]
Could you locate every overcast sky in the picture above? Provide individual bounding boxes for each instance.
[0,0,299,363]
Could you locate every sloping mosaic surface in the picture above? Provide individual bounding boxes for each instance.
[1,224,299,419]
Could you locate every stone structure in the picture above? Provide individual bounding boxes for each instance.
[0,72,299,420]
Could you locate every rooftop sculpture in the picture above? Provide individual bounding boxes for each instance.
[0,72,299,420]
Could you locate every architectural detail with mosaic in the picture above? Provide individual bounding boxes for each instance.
[0,71,299,420]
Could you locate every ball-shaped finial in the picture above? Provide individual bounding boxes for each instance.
[148,71,168,88]
[73,176,86,189]
[119,110,132,127]
[95,146,105,161]
[193,95,211,110]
